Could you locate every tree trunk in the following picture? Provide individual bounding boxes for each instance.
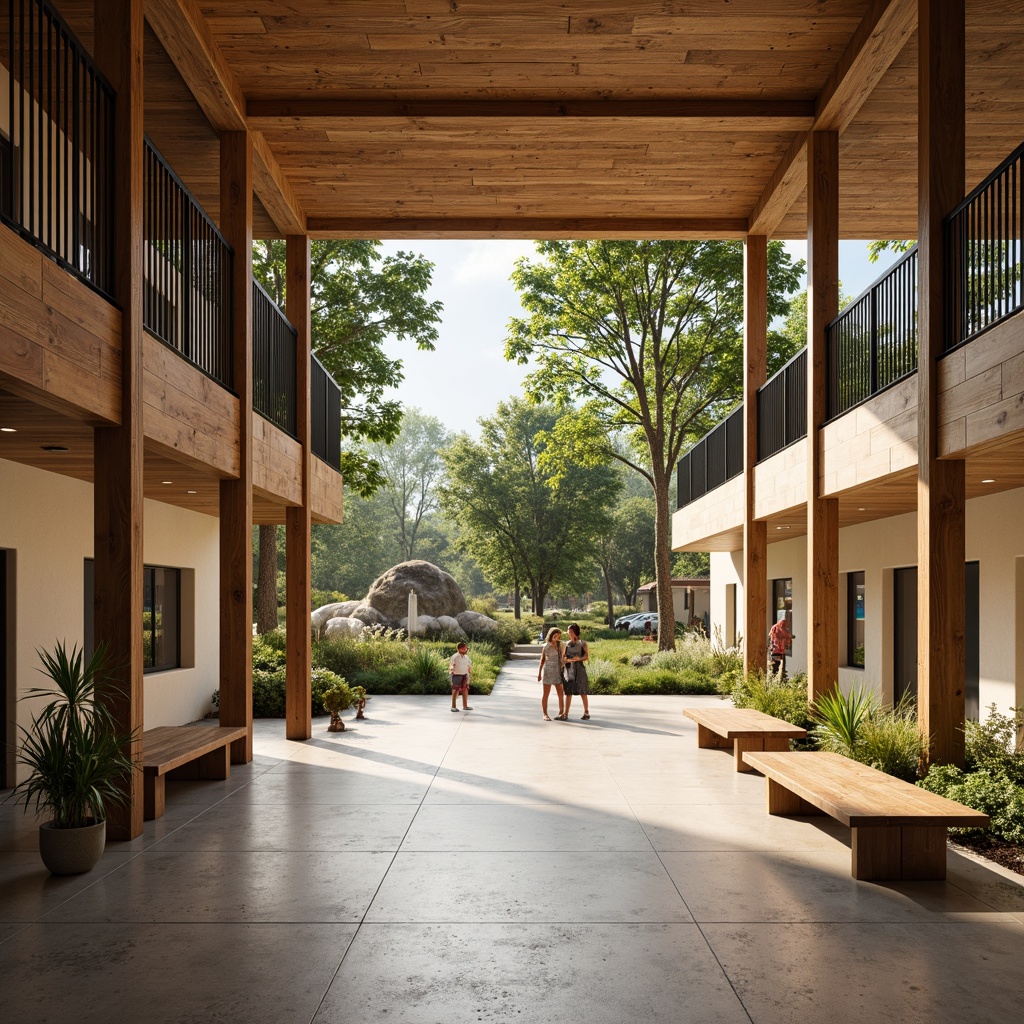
[603,568,615,626]
[652,475,676,651]
[256,524,278,634]
[513,583,521,619]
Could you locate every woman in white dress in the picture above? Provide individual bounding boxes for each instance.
[537,627,566,720]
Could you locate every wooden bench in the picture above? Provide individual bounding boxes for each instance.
[141,725,248,820]
[683,707,807,772]
[743,750,990,881]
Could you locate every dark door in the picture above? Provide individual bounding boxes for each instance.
[893,566,917,704]
[1,550,9,790]
[965,561,980,721]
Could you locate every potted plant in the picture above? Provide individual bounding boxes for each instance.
[323,679,367,732]
[8,642,135,875]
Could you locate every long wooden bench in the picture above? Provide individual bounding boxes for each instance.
[683,707,807,772]
[743,750,990,881]
[141,725,248,820]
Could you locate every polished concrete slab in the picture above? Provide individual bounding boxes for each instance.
[2,657,1023,1023]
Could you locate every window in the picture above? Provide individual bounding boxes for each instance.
[848,571,865,668]
[85,560,182,673]
[771,577,793,653]
[0,132,16,221]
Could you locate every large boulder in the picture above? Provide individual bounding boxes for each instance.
[312,601,360,632]
[351,604,394,629]
[400,614,440,636]
[365,561,466,621]
[436,615,468,639]
[457,610,499,636]
[324,616,364,637]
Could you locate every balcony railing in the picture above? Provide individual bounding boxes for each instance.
[310,353,341,471]
[757,348,807,462]
[946,139,1024,350]
[143,136,233,389]
[676,405,743,509]
[252,279,297,437]
[1,0,115,297]
[826,246,918,420]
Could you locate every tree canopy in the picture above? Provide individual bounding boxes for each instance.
[505,240,801,647]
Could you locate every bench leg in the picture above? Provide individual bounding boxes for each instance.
[697,723,731,749]
[144,775,165,821]
[766,778,821,816]
[852,826,947,881]
[733,736,763,772]
[197,744,231,781]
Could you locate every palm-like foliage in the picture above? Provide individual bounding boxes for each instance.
[11,642,135,829]
[810,685,878,755]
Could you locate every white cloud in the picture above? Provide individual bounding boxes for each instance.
[451,239,538,286]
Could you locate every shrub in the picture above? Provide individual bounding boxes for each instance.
[921,764,1024,845]
[311,589,347,609]
[731,670,811,728]
[587,658,618,690]
[965,704,1024,785]
[409,647,449,688]
[811,685,878,755]
[468,595,499,616]
[630,653,652,667]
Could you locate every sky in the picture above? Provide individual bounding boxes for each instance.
[379,238,899,437]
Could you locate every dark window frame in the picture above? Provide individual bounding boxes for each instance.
[771,577,793,654]
[847,570,866,668]
[0,130,18,222]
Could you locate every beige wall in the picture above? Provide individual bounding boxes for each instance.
[0,460,221,770]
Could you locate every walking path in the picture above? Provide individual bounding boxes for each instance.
[3,654,1024,1023]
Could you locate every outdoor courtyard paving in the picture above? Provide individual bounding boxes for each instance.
[2,655,1024,1023]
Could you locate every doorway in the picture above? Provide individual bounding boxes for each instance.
[1,549,12,790]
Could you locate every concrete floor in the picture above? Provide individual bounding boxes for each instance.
[3,655,1024,1023]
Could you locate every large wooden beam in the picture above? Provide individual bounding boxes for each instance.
[144,0,305,235]
[285,235,312,742]
[305,217,749,240]
[917,0,966,767]
[218,131,254,765]
[743,236,768,677]
[93,0,145,843]
[805,131,840,702]
[747,0,916,234]
[247,97,815,126]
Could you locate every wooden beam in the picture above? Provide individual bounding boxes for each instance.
[286,235,312,742]
[805,130,840,702]
[815,0,918,133]
[144,0,306,235]
[743,236,768,678]
[218,131,254,765]
[747,0,916,234]
[93,0,145,843]
[748,133,807,237]
[306,217,749,240]
[917,0,966,768]
[247,97,816,126]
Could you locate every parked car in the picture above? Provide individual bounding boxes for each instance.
[614,612,645,630]
[629,613,659,635]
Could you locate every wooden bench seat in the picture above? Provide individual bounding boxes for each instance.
[141,725,248,820]
[743,750,990,881]
[683,707,807,772]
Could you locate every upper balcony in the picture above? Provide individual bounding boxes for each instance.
[674,139,1024,552]
[0,0,342,524]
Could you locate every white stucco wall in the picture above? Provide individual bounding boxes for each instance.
[706,486,1024,717]
[1,460,220,749]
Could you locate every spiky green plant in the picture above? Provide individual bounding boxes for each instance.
[811,684,878,755]
[10,642,135,829]
[410,647,449,688]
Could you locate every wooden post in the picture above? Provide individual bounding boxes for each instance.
[218,131,254,764]
[805,130,840,702]
[92,0,144,842]
[743,236,768,677]
[286,235,312,740]
[917,0,966,767]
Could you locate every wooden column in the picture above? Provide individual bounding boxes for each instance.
[743,235,768,676]
[917,0,966,766]
[218,132,254,764]
[805,130,840,701]
[286,235,312,740]
[92,0,144,842]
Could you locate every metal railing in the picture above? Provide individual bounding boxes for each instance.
[2,0,115,297]
[826,246,918,419]
[946,139,1024,350]
[676,405,743,509]
[310,353,341,471]
[252,278,297,437]
[143,136,233,389]
[757,348,807,462]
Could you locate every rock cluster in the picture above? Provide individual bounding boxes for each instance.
[313,561,499,641]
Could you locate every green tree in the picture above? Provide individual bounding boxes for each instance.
[251,240,442,630]
[439,399,621,616]
[608,496,658,606]
[506,240,801,648]
[368,408,451,561]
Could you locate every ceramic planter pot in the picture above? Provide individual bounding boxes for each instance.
[39,819,106,875]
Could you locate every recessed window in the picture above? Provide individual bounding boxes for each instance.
[771,577,793,653]
[848,571,865,668]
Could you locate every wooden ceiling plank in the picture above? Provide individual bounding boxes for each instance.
[748,132,809,236]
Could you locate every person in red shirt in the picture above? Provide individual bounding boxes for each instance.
[769,618,794,677]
